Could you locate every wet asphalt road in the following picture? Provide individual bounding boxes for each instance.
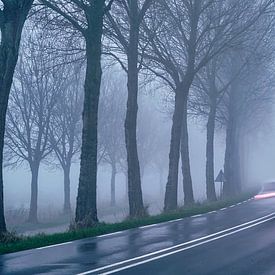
[1,197,275,275]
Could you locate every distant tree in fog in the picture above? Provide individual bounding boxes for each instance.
[189,55,234,201]
[222,38,275,197]
[143,0,273,210]
[188,11,275,199]
[137,101,161,179]
[49,63,83,215]
[0,0,34,234]
[98,72,126,206]
[5,33,68,223]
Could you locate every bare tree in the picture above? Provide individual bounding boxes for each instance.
[0,0,34,233]
[98,71,126,206]
[223,39,275,196]
[189,56,231,201]
[105,0,155,218]
[5,32,66,223]
[49,63,83,215]
[143,0,273,210]
[40,0,114,226]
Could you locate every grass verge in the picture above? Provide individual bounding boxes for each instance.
[0,191,256,255]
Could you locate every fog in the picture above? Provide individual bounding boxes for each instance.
[0,0,275,236]
[4,89,274,223]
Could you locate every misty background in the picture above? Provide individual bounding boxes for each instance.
[1,0,275,236]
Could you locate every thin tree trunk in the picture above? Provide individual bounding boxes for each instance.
[124,171,128,202]
[75,2,105,226]
[63,166,71,215]
[28,163,39,223]
[206,101,217,201]
[110,162,116,206]
[181,98,194,205]
[234,127,242,192]
[164,88,186,211]
[0,0,33,233]
[159,169,164,197]
[125,1,145,218]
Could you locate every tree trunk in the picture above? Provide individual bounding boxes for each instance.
[223,93,242,197]
[0,0,33,233]
[75,2,105,226]
[110,162,116,206]
[28,163,39,223]
[206,101,217,201]
[223,54,244,198]
[125,1,145,218]
[164,88,186,211]
[0,137,6,233]
[181,98,194,205]
[223,112,241,197]
[234,127,242,192]
[63,166,71,215]
[159,169,164,197]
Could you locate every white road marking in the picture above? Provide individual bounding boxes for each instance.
[36,242,72,250]
[220,208,227,211]
[96,232,122,238]
[167,218,183,223]
[76,212,274,275]
[100,215,274,275]
[192,214,202,218]
[139,224,157,229]
[229,205,235,208]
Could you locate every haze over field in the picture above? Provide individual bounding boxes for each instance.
[0,0,275,236]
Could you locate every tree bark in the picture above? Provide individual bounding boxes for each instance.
[28,163,40,223]
[206,100,217,201]
[181,98,194,205]
[63,166,71,215]
[110,162,116,206]
[223,109,241,197]
[125,0,145,218]
[0,0,33,233]
[75,2,105,226]
[164,87,186,211]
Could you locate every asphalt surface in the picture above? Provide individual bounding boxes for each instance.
[1,197,275,275]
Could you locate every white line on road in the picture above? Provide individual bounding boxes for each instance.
[100,215,275,275]
[96,232,123,238]
[192,214,202,218]
[139,224,157,229]
[76,212,275,275]
[167,218,183,223]
[36,241,72,250]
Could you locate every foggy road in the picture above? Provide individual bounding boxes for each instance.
[1,197,275,275]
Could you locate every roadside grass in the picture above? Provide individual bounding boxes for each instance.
[0,191,256,254]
